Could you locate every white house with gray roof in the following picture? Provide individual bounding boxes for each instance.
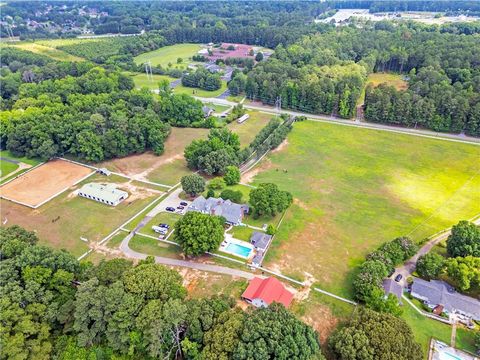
[411,278,480,321]
[78,183,128,206]
[187,196,249,225]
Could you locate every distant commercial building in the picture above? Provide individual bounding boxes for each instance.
[78,183,128,206]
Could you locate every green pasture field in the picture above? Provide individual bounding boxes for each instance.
[227,110,273,146]
[248,120,480,298]
[0,173,159,257]
[10,42,85,62]
[134,43,202,69]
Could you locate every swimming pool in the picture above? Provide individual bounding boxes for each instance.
[225,243,253,258]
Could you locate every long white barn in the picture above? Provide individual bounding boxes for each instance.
[78,183,128,206]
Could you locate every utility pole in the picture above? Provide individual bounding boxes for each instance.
[144,61,153,81]
[275,96,281,118]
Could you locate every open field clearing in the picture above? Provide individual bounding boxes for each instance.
[246,121,480,297]
[0,174,160,257]
[180,269,247,299]
[131,73,176,90]
[134,43,202,69]
[131,72,227,98]
[365,72,408,90]
[227,110,273,146]
[0,159,93,208]
[358,72,408,105]
[98,127,208,186]
[11,42,85,61]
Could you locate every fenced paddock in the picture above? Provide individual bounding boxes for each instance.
[0,159,94,208]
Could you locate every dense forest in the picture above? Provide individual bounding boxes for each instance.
[243,22,480,134]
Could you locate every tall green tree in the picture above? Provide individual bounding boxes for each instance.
[173,212,225,257]
[447,220,480,257]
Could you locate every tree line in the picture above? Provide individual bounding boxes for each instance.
[241,21,480,134]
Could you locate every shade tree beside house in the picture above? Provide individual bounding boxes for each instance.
[173,211,225,256]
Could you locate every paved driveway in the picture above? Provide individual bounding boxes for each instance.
[147,187,190,217]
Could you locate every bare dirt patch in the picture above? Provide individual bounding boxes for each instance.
[0,159,93,208]
[271,139,289,153]
[301,304,340,344]
[241,158,273,183]
[98,127,208,181]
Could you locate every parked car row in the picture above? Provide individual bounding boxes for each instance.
[166,201,188,214]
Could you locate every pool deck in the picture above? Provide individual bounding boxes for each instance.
[219,233,255,260]
[429,339,478,360]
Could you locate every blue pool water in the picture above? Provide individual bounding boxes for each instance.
[226,243,252,258]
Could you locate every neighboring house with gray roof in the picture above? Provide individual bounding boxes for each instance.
[202,106,214,117]
[250,232,272,251]
[78,183,128,206]
[411,278,480,321]
[382,279,403,304]
[249,232,273,267]
[187,196,249,225]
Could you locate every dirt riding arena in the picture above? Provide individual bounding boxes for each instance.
[0,159,93,208]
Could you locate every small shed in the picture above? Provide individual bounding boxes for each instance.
[97,168,111,176]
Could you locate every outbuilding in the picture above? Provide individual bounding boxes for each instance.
[78,183,128,206]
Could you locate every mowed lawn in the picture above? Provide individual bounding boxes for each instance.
[134,43,202,69]
[0,174,159,257]
[249,121,480,297]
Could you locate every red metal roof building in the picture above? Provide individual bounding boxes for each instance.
[241,277,294,308]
